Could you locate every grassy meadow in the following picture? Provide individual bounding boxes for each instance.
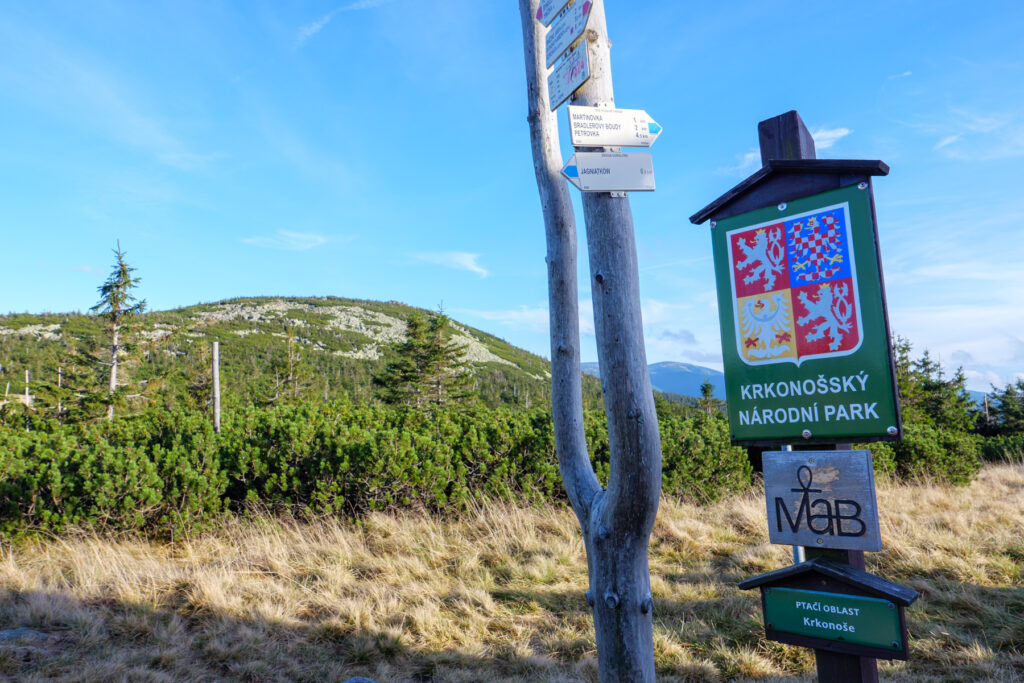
[0,462,1022,682]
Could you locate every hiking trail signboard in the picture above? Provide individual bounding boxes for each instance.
[700,181,900,445]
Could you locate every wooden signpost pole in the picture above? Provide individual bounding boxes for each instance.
[759,114,877,683]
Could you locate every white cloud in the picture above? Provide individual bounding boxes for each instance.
[716,127,848,173]
[715,148,760,176]
[296,14,337,46]
[578,299,595,337]
[243,231,331,251]
[640,256,709,272]
[910,107,1024,161]
[462,306,549,333]
[963,368,1004,390]
[951,107,1009,134]
[811,126,852,150]
[0,23,214,170]
[414,251,489,277]
[641,298,693,326]
[296,0,398,47]
[889,302,1024,390]
[252,112,353,187]
[1011,336,1024,363]
[156,151,225,170]
[659,329,697,345]
[903,260,1016,283]
[951,349,975,364]
[681,349,723,365]
[888,71,913,79]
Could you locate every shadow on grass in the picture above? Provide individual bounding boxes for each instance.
[5,574,1019,682]
[898,569,1024,657]
[0,587,587,683]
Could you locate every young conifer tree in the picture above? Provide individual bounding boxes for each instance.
[698,379,716,417]
[984,380,1024,436]
[91,242,146,421]
[375,311,472,407]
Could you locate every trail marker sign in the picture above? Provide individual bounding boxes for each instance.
[568,105,662,148]
[546,0,592,67]
[562,152,655,192]
[548,42,590,110]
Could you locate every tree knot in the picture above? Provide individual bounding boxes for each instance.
[641,594,653,614]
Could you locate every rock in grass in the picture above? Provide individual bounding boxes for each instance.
[0,627,50,642]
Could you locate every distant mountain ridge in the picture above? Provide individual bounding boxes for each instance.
[581,360,726,400]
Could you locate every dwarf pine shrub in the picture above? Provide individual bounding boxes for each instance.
[0,403,752,535]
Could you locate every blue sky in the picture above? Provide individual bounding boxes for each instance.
[1,1,1022,391]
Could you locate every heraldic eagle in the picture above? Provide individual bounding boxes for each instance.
[738,292,792,358]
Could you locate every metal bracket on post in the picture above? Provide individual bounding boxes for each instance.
[610,192,628,198]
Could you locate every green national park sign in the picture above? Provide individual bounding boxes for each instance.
[711,183,899,444]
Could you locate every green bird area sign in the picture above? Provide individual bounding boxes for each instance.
[709,183,900,444]
[763,587,904,653]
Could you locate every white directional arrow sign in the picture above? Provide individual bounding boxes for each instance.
[568,105,663,148]
[535,0,571,27]
[562,152,656,192]
[546,0,592,67]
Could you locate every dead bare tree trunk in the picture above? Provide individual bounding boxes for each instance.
[519,1,662,679]
[107,323,119,421]
[212,341,221,434]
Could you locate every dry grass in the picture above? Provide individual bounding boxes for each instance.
[1,464,1022,681]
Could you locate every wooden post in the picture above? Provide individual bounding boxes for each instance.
[212,341,221,434]
[519,2,661,680]
[760,112,877,683]
[25,369,30,432]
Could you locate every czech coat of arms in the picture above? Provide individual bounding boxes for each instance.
[727,203,862,366]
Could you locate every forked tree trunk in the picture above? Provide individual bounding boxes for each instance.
[518,2,662,679]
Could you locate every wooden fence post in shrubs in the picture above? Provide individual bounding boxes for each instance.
[519,1,662,679]
[212,341,221,434]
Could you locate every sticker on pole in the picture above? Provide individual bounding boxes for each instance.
[727,203,863,366]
